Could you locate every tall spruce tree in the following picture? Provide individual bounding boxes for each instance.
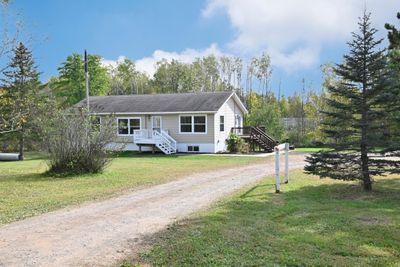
[384,12,400,156]
[1,42,40,159]
[305,12,400,191]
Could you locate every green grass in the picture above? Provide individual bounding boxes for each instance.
[294,147,326,153]
[131,171,400,267]
[0,152,265,224]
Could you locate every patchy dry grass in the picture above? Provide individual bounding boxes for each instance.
[128,171,400,267]
[0,152,265,224]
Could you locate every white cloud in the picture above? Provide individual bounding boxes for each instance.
[102,44,227,77]
[101,56,127,69]
[135,43,226,77]
[202,0,399,70]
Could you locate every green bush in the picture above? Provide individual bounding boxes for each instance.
[226,133,247,153]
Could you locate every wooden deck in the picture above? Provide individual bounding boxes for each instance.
[231,126,278,152]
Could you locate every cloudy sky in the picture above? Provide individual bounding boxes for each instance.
[7,0,399,95]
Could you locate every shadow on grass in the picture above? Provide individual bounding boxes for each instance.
[128,177,400,267]
[0,172,87,182]
[113,151,189,159]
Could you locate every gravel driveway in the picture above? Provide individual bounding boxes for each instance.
[0,154,306,267]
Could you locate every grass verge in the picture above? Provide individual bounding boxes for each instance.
[0,152,266,224]
[128,171,400,267]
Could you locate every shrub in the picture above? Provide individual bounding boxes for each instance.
[226,133,247,153]
[43,111,119,175]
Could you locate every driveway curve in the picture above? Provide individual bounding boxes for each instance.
[0,154,306,267]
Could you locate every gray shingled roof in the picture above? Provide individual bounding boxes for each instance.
[76,91,235,113]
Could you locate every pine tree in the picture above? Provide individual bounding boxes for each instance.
[2,42,40,159]
[384,12,400,158]
[305,12,400,191]
[385,12,400,50]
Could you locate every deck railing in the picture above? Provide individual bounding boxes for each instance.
[133,129,177,154]
[133,129,153,142]
[231,126,277,152]
[231,126,266,136]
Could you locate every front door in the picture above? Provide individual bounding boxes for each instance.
[152,116,162,132]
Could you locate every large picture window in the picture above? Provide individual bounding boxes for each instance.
[117,118,141,136]
[179,115,206,134]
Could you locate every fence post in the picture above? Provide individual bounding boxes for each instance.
[275,146,280,193]
[284,143,289,184]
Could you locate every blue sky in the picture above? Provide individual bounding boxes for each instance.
[5,0,399,96]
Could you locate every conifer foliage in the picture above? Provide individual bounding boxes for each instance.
[305,12,400,191]
[1,42,40,159]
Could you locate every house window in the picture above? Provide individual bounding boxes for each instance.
[179,115,207,134]
[188,145,200,152]
[180,116,192,133]
[220,116,224,132]
[130,118,140,134]
[117,118,141,136]
[194,116,206,133]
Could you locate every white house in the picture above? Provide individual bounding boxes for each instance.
[78,91,248,154]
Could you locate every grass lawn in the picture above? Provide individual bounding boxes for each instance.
[130,171,400,267]
[0,152,266,224]
[294,147,326,153]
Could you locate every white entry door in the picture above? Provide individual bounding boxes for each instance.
[152,116,162,132]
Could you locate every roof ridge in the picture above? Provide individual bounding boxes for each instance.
[89,91,233,98]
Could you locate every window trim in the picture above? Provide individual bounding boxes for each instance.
[117,117,142,136]
[178,114,207,134]
[219,115,225,132]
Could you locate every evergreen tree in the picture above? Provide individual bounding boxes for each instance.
[385,12,400,50]
[384,12,400,155]
[305,12,400,191]
[1,42,40,159]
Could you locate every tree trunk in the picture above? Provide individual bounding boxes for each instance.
[360,142,372,191]
[18,127,24,160]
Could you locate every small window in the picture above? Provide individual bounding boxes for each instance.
[180,116,192,133]
[118,118,129,135]
[188,145,199,152]
[193,116,206,133]
[220,116,224,132]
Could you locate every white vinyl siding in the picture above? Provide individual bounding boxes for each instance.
[214,97,244,152]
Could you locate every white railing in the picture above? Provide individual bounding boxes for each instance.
[152,130,177,153]
[161,130,177,151]
[133,129,177,154]
[133,129,153,142]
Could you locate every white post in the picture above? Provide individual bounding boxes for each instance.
[84,50,90,112]
[284,143,289,184]
[275,146,280,193]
